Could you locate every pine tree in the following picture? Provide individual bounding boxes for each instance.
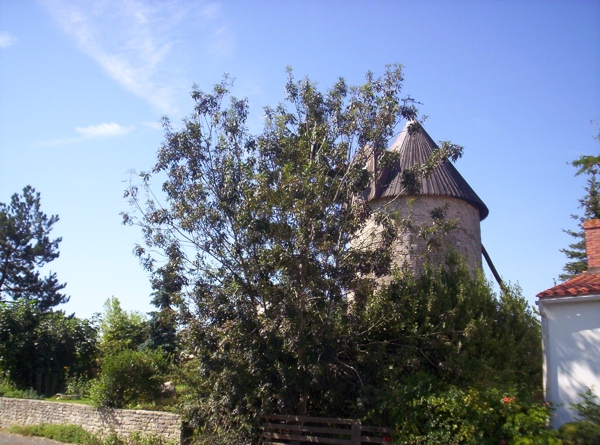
[0,186,67,310]
[560,131,600,281]
[143,263,184,357]
[144,289,178,357]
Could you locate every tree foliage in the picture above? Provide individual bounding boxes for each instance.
[0,186,67,310]
[124,67,532,441]
[561,128,600,281]
[358,256,542,424]
[144,289,179,358]
[0,300,98,395]
[87,298,172,408]
[98,297,148,357]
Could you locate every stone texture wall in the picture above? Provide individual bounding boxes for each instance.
[362,195,483,276]
[0,397,182,444]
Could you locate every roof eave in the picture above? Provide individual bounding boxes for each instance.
[537,293,600,304]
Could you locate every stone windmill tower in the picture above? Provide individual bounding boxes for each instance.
[364,120,489,274]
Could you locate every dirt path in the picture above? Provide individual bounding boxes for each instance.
[0,432,67,445]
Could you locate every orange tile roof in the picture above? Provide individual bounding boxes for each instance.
[537,271,600,298]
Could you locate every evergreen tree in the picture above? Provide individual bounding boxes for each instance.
[143,263,183,357]
[144,289,178,358]
[0,186,67,310]
[560,129,600,281]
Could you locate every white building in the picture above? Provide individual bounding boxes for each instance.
[537,219,600,428]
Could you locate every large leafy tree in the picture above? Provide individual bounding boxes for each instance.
[560,128,600,281]
[124,67,463,439]
[0,186,67,310]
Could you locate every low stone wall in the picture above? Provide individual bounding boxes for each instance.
[0,397,182,444]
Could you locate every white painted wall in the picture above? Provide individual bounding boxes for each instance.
[537,295,600,428]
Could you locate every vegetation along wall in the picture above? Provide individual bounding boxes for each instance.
[0,397,182,443]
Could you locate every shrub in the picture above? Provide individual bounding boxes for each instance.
[65,374,93,398]
[559,421,600,445]
[362,260,543,397]
[371,376,558,445]
[571,388,600,425]
[90,348,168,408]
[554,390,600,445]
[0,378,44,399]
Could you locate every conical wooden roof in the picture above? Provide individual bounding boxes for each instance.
[368,121,489,221]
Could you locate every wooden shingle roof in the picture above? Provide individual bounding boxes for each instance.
[368,121,489,221]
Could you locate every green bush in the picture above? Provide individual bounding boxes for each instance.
[559,421,600,445]
[0,378,44,399]
[65,374,93,398]
[554,390,600,445]
[372,376,558,445]
[571,388,600,425]
[90,348,168,408]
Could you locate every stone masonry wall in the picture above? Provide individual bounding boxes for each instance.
[363,195,483,276]
[0,397,182,444]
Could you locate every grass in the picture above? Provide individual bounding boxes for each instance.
[44,396,94,405]
[7,424,97,444]
[5,424,178,445]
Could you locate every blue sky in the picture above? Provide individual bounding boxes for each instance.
[1,0,599,319]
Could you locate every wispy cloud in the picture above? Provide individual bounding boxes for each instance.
[0,32,17,48]
[41,122,135,146]
[76,122,134,138]
[39,0,235,114]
